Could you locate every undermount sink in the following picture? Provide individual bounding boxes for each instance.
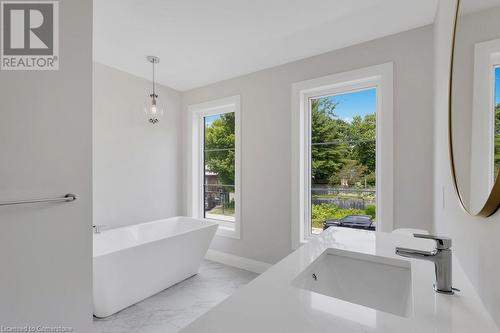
[292,248,413,317]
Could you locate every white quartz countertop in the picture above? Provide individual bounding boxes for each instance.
[181,228,499,333]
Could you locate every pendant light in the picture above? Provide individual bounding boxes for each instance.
[144,56,164,124]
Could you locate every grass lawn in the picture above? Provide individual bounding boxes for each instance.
[208,206,235,216]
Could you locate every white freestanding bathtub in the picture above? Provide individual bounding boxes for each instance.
[93,216,218,318]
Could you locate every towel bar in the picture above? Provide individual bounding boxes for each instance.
[0,193,77,207]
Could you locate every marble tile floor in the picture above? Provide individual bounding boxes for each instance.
[93,260,258,333]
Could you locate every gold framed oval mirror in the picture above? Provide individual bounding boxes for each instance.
[449,0,500,216]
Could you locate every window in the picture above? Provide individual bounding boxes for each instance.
[310,89,377,235]
[291,63,393,248]
[203,113,236,222]
[494,66,500,178]
[471,39,500,204]
[190,96,241,239]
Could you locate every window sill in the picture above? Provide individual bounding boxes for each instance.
[203,218,241,239]
[292,234,316,250]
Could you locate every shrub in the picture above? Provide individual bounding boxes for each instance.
[311,204,367,229]
[224,199,235,209]
[312,204,338,228]
[365,205,376,219]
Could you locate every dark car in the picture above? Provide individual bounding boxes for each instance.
[323,215,375,231]
[204,196,219,211]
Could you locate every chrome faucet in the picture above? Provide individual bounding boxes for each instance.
[92,224,105,234]
[396,234,457,295]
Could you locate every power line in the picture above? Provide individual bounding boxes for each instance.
[312,139,375,146]
[204,147,235,152]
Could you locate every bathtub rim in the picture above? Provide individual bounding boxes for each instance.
[93,216,218,258]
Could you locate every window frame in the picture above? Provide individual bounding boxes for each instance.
[291,63,394,249]
[189,96,241,239]
[470,38,500,212]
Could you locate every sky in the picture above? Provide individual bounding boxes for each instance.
[321,88,376,122]
[496,67,500,105]
[204,114,221,127]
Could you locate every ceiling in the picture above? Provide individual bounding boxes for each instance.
[94,0,438,91]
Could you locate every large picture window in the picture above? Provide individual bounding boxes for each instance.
[203,113,236,222]
[310,89,377,234]
[190,96,241,239]
[291,63,393,248]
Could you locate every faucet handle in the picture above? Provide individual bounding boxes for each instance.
[413,234,452,250]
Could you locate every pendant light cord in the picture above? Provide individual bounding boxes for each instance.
[152,60,156,97]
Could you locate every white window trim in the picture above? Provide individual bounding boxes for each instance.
[291,63,394,249]
[189,95,241,239]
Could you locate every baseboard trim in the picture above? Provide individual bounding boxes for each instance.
[205,249,272,274]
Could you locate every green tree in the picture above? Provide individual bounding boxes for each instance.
[311,98,350,183]
[364,171,376,187]
[329,160,367,187]
[349,114,376,173]
[204,113,235,185]
[203,96,377,189]
[311,96,376,187]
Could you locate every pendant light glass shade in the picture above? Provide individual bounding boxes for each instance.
[144,56,164,124]
[144,93,164,124]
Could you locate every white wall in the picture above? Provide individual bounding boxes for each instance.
[0,0,93,330]
[93,63,183,228]
[433,0,500,327]
[182,26,435,264]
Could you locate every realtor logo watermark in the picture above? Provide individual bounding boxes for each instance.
[0,1,59,70]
